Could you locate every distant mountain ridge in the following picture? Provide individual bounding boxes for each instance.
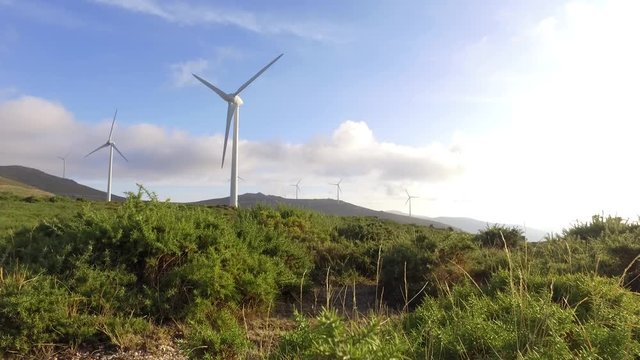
[0,165,549,238]
[0,165,124,201]
[193,193,455,229]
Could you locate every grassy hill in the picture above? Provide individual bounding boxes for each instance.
[0,175,53,198]
[0,165,124,201]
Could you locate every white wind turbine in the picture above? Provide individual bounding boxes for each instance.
[57,152,69,179]
[405,189,419,217]
[193,53,283,207]
[290,179,301,200]
[329,179,342,201]
[85,110,128,202]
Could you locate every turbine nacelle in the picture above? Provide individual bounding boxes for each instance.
[231,95,244,106]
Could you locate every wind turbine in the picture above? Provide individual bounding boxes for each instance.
[405,189,419,217]
[193,53,283,207]
[57,152,69,179]
[85,110,128,202]
[329,179,342,201]
[290,179,301,200]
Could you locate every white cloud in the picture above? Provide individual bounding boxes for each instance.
[170,58,208,87]
[0,96,462,202]
[92,0,338,41]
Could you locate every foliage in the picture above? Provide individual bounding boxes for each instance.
[406,272,640,359]
[272,309,411,359]
[2,189,640,359]
[475,224,526,248]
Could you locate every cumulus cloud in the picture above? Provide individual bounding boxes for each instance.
[0,96,463,194]
[92,0,339,41]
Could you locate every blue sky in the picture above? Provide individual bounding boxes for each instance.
[1,0,639,234]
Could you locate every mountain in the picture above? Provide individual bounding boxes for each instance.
[433,216,549,242]
[194,193,454,229]
[0,165,124,201]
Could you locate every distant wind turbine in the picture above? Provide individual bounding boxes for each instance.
[193,53,283,207]
[290,179,301,200]
[329,179,342,201]
[85,110,128,202]
[57,152,70,179]
[405,189,419,217]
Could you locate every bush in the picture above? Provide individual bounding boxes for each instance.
[0,271,97,354]
[405,272,640,359]
[475,224,525,248]
[272,309,411,359]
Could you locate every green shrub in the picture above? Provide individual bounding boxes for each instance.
[475,224,525,248]
[406,273,640,359]
[182,305,248,360]
[272,309,411,359]
[0,271,97,354]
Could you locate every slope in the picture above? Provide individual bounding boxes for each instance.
[0,165,124,201]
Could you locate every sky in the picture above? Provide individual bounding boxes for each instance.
[1,0,639,234]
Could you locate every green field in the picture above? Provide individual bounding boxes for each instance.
[1,187,639,359]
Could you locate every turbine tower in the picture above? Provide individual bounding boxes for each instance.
[193,53,283,207]
[57,152,69,179]
[85,110,128,202]
[405,189,419,217]
[330,179,342,201]
[290,179,301,200]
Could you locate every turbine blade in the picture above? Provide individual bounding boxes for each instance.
[221,103,237,168]
[192,74,229,101]
[108,109,118,141]
[234,53,283,95]
[405,189,410,197]
[112,144,128,162]
[85,143,109,158]
[297,179,301,185]
[405,198,410,205]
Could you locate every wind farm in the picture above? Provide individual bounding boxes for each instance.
[2,1,637,358]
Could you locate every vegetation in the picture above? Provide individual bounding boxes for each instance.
[1,188,640,358]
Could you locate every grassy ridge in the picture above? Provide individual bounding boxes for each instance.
[0,176,52,198]
[1,188,640,358]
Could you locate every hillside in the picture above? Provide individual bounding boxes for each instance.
[0,175,53,198]
[193,192,454,229]
[0,165,124,201]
